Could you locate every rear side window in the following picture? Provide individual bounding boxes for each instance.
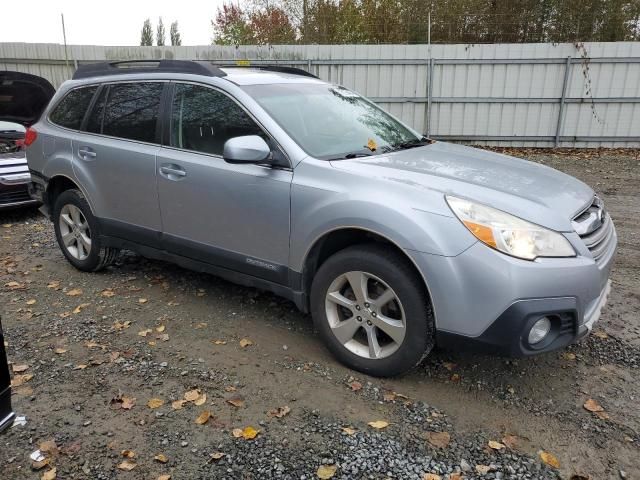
[102,83,163,143]
[86,86,107,134]
[49,86,97,130]
[171,83,263,156]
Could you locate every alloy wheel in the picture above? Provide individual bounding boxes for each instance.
[59,204,92,261]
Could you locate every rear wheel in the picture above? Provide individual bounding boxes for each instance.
[310,244,434,377]
[53,189,119,272]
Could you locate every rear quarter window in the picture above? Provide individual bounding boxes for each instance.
[49,86,98,130]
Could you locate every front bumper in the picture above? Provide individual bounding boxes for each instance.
[408,225,616,356]
[0,183,39,210]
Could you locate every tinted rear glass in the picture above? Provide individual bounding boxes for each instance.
[49,86,98,130]
[102,83,163,143]
[86,86,107,134]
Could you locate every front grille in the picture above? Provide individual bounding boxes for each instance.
[573,197,615,264]
[0,187,32,205]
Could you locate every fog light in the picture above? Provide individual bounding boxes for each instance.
[528,317,551,344]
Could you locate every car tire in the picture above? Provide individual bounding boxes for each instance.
[53,189,119,272]
[310,244,435,377]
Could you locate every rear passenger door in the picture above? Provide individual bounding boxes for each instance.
[156,82,292,284]
[71,82,164,246]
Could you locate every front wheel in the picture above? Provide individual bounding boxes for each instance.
[53,189,119,272]
[310,244,435,377]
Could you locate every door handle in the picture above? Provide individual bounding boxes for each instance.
[78,147,96,159]
[159,165,187,179]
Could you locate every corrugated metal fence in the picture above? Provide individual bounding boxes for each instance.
[1,42,639,147]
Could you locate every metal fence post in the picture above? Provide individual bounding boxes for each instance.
[426,57,434,137]
[555,56,572,147]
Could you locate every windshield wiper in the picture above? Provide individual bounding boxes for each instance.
[328,152,374,161]
[383,136,434,153]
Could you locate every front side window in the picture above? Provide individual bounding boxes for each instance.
[102,83,163,143]
[49,86,97,130]
[243,83,423,160]
[171,83,263,156]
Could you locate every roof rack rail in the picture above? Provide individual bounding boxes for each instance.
[238,65,318,79]
[72,60,227,80]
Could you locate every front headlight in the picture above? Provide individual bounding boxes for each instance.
[446,196,575,260]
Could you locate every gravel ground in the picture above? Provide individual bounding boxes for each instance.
[0,148,638,480]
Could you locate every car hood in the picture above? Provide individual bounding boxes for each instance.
[0,71,55,127]
[330,141,594,232]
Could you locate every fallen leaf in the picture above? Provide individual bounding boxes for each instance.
[426,431,450,448]
[234,426,259,439]
[488,440,506,450]
[111,394,136,410]
[423,474,441,480]
[232,428,243,438]
[147,398,165,409]
[138,298,148,304]
[212,339,227,345]
[172,399,187,410]
[367,420,389,430]
[157,476,171,480]
[593,330,608,339]
[539,450,560,468]
[47,281,60,289]
[117,460,137,471]
[195,410,211,425]
[349,381,363,391]
[476,465,491,474]
[41,468,57,480]
[239,338,253,348]
[113,321,131,331]
[563,352,576,360]
[184,389,201,402]
[156,325,166,332]
[501,434,520,449]
[209,451,225,462]
[54,348,67,354]
[101,289,116,297]
[73,364,88,370]
[449,474,463,480]
[227,395,245,408]
[26,299,36,305]
[154,453,168,463]
[5,281,26,290]
[12,364,29,373]
[268,405,291,418]
[39,439,58,454]
[121,449,136,458]
[594,410,610,420]
[317,464,338,479]
[157,333,170,342]
[73,303,91,314]
[138,328,153,337]
[11,373,33,387]
[341,427,357,435]
[583,398,604,413]
[194,393,207,406]
[224,386,236,392]
[66,288,83,296]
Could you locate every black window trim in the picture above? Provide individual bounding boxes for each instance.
[164,80,292,170]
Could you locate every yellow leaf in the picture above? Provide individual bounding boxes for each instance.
[426,431,450,448]
[195,410,211,425]
[539,450,560,468]
[172,399,187,410]
[194,393,207,406]
[583,398,604,413]
[366,138,377,152]
[241,426,259,439]
[121,449,136,458]
[184,389,200,402]
[239,338,253,348]
[41,468,57,480]
[73,303,91,314]
[147,398,165,409]
[488,440,506,450]
[154,453,168,463]
[367,420,389,430]
[317,464,338,479]
[66,288,83,296]
[156,325,166,332]
[138,329,153,337]
[117,460,137,471]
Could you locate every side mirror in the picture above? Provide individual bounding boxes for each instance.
[223,135,271,164]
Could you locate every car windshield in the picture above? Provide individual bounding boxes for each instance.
[242,83,423,160]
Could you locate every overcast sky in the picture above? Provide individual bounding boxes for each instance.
[0,0,227,46]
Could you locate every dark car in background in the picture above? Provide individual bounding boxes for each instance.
[0,316,14,432]
[0,71,54,209]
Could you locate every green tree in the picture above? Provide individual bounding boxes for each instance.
[157,17,166,46]
[140,18,153,46]
[212,3,254,45]
[170,21,182,46]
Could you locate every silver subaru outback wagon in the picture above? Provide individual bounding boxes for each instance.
[26,60,616,377]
